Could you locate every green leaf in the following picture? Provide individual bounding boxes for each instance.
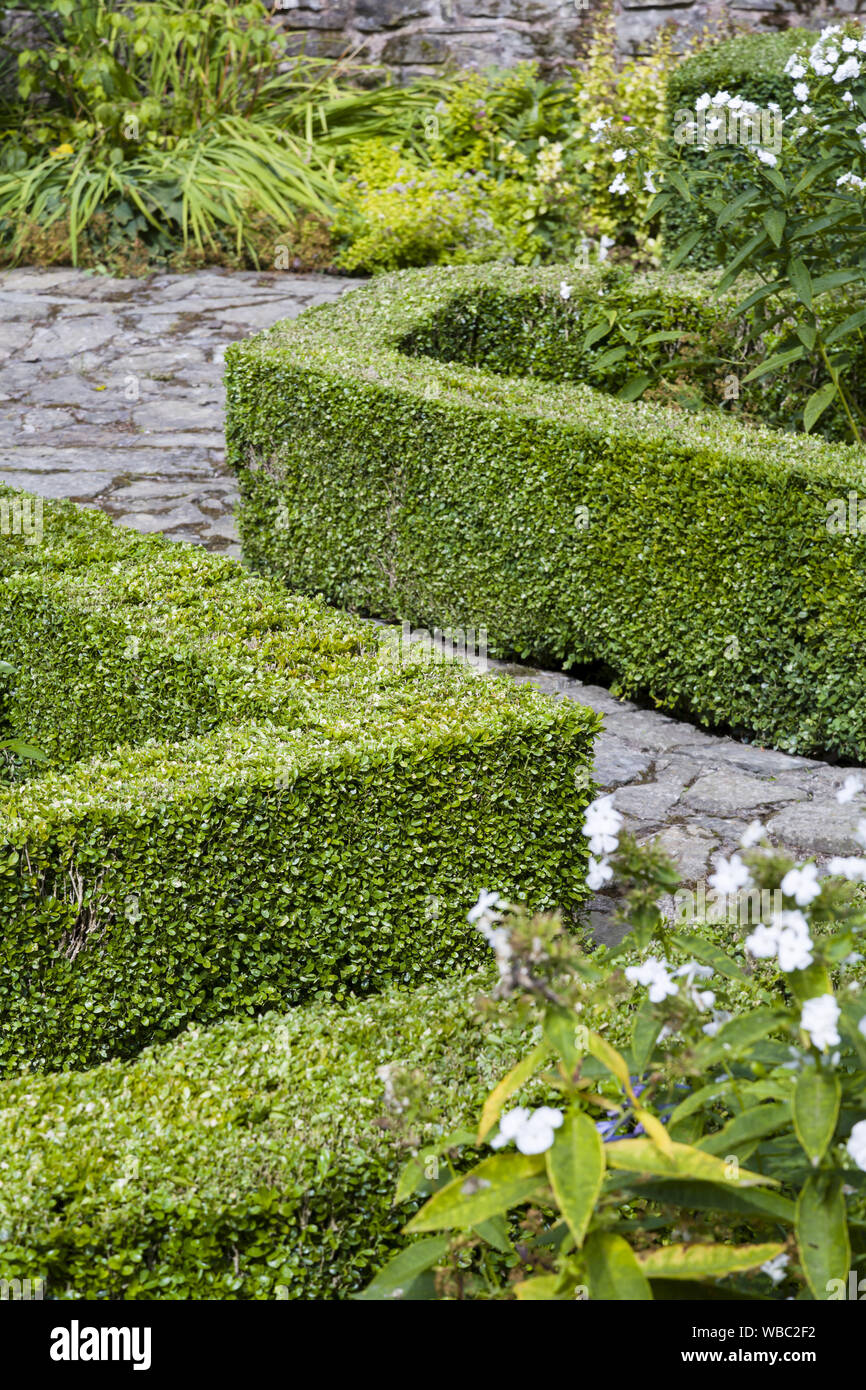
[697,1101,791,1156]
[593,345,628,371]
[797,1174,850,1300]
[803,381,837,435]
[741,346,805,384]
[824,306,866,346]
[584,1231,652,1300]
[691,1008,788,1068]
[543,1007,582,1072]
[582,320,613,351]
[513,1274,562,1300]
[545,1111,605,1249]
[0,660,15,674]
[626,1178,795,1224]
[472,1214,512,1254]
[354,1236,450,1300]
[793,1068,840,1164]
[638,1241,785,1281]
[477,1044,549,1142]
[788,257,813,309]
[0,740,47,762]
[616,374,653,403]
[631,999,662,1073]
[404,1152,547,1233]
[665,229,702,272]
[716,186,759,229]
[670,932,747,982]
[762,208,786,247]
[606,1137,778,1188]
[394,1128,477,1203]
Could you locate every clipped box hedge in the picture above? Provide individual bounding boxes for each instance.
[0,489,598,1074]
[224,262,866,761]
[0,974,530,1299]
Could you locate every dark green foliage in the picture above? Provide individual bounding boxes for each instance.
[224,262,866,761]
[0,973,526,1299]
[0,488,598,1075]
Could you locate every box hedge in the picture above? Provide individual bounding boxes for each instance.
[0,973,532,1300]
[223,262,866,761]
[0,489,599,1075]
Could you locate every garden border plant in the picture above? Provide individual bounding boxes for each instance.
[0,488,599,1075]
[224,261,866,762]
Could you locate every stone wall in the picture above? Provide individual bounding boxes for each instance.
[269,0,863,75]
[3,1,866,86]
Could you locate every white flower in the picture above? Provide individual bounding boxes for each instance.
[643,170,658,194]
[711,90,731,106]
[560,281,572,301]
[836,774,863,803]
[775,914,814,973]
[827,856,866,882]
[702,1010,732,1037]
[583,794,623,857]
[598,234,615,262]
[842,90,855,105]
[826,47,840,65]
[793,82,810,102]
[781,863,821,906]
[491,1105,563,1155]
[611,147,628,163]
[834,56,860,83]
[843,36,859,54]
[745,922,780,959]
[587,855,613,890]
[838,171,866,191]
[673,961,714,984]
[708,853,751,895]
[812,59,832,77]
[468,889,503,924]
[608,172,629,196]
[739,819,766,849]
[695,93,712,112]
[860,37,866,54]
[761,1253,789,1286]
[589,116,612,142]
[625,956,677,1004]
[755,147,778,167]
[859,1016,866,1038]
[801,994,841,1050]
[847,1119,866,1171]
[787,60,807,79]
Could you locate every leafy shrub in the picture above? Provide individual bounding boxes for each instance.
[660,22,866,445]
[224,261,866,760]
[332,16,677,274]
[0,972,530,1299]
[660,30,812,268]
[0,0,442,269]
[365,801,866,1301]
[0,488,598,1074]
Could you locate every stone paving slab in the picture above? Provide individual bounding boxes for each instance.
[2,266,863,950]
[0,267,363,553]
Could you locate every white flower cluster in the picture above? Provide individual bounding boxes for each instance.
[746,909,814,972]
[784,26,866,87]
[800,993,841,1050]
[491,1105,564,1155]
[625,956,715,1012]
[849,1118,866,1170]
[583,793,623,890]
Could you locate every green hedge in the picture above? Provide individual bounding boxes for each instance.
[0,489,598,1074]
[0,974,534,1299]
[224,262,866,760]
[661,30,811,267]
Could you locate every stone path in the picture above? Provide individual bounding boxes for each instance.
[0,266,362,550]
[2,267,863,942]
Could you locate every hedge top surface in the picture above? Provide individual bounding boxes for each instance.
[666,29,811,109]
[225,263,866,488]
[0,971,521,1233]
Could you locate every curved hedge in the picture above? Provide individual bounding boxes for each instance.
[0,489,599,1074]
[0,974,530,1300]
[224,262,866,760]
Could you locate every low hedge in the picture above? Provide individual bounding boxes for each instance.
[0,489,599,1074]
[224,262,866,760]
[0,974,532,1299]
